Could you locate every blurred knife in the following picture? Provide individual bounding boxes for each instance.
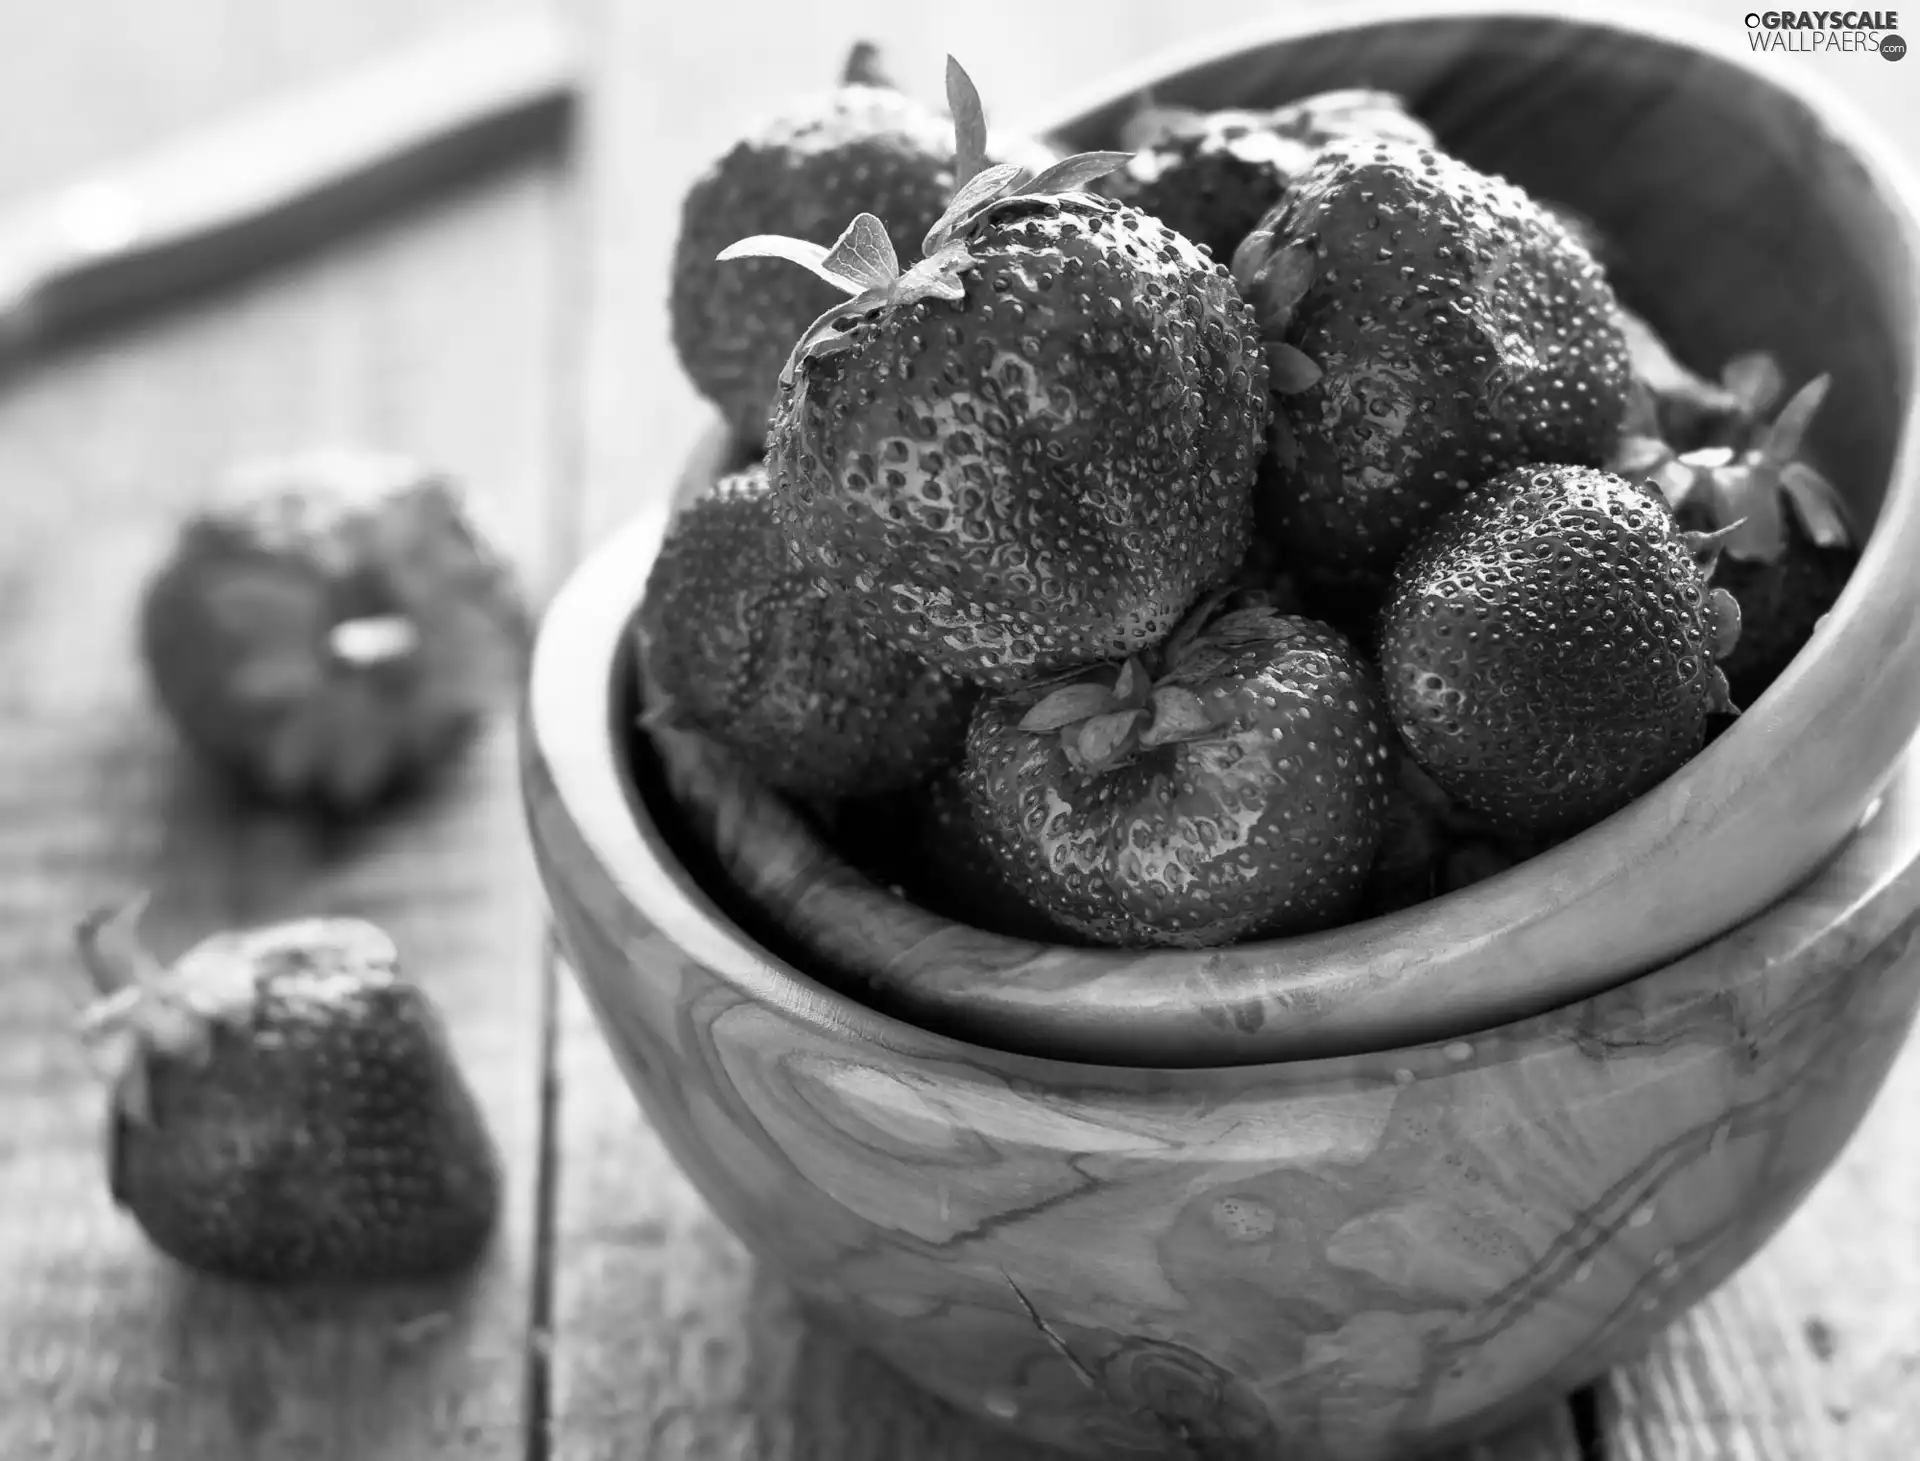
[0,9,580,352]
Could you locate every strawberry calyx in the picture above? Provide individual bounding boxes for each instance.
[1611,347,1850,565]
[1011,589,1280,776]
[717,57,1133,383]
[840,40,892,89]
[74,897,220,1126]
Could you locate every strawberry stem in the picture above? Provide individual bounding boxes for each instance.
[841,41,892,89]
[75,894,160,998]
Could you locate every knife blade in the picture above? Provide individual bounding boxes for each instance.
[0,9,581,353]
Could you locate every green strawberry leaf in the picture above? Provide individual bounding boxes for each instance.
[1206,607,1283,646]
[1019,681,1119,733]
[1110,657,1149,706]
[1252,244,1315,332]
[1230,223,1276,297]
[1653,458,1703,512]
[1709,462,1788,563]
[1779,460,1853,549]
[1707,586,1743,661]
[717,234,872,297]
[1076,708,1144,769]
[819,213,902,293]
[1222,131,1317,175]
[1118,101,1209,151]
[923,163,1028,255]
[1721,351,1785,418]
[1707,663,1739,716]
[1016,151,1135,197]
[1138,685,1215,747]
[1609,433,1672,478]
[1758,374,1831,464]
[1677,445,1734,471]
[1265,342,1323,394]
[1682,521,1746,575]
[1620,379,1663,438]
[946,56,990,188]
[892,243,976,308]
[1159,587,1235,671]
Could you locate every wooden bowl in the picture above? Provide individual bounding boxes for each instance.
[522,527,1920,1460]
[558,0,1920,1067]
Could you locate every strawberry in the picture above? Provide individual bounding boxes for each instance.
[1380,465,1741,839]
[1232,138,1633,572]
[1611,365,1857,707]
[836,773,1072,942]
[959,595,1392,948]
[75,899,500,1286]
[139,450,531,816]
[1099,89,1434,267]
[635,464,971,803]
[722,59,1269,690]
[670,45,1054,449]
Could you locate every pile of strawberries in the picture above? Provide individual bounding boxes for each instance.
[643,48,1857,952]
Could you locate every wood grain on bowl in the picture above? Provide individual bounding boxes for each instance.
[527,641,1920,1458]
[586,0,1920,1067]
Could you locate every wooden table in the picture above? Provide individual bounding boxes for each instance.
[0,2,1913,1457]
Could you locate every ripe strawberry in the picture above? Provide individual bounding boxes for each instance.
[960,595,1392,948]
[837,773,1071,942]
[139,450,531,816]
[723,59,1269,690]
[1232,138,1633,571]
[1380,465,1741,840]
[670,45,1053,449]
[635,464,971,803]
[1099,89,1434,266]
[1611,366,1857,708]
[75,899,499,1286]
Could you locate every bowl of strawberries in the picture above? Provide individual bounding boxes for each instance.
[523,5,1920,1458]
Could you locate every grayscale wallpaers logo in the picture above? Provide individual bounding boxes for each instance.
[1745,10,1905,55]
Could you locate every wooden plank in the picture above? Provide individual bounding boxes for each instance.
[1596,1027,1920,1461]
[546,1,1569,1458]
[0,4,569,1457]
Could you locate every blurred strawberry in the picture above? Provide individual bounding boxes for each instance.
[140,449,529,816]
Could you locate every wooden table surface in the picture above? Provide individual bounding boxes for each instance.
[0,2,1913,1457]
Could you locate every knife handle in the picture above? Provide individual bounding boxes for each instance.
[0,9,580,350]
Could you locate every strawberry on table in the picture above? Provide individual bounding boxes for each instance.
[139,449,531,817]
[635,463,971,804]
[1102,88,1434,268]
[670,44,1053,451]
[1380,465,1741,840]
[960,595,1393,948]
[1232,137,1633,572]
[722,59,1270,691]
[75,899,500,1286]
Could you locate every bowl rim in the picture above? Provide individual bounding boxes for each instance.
[529,0,1920,1066]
